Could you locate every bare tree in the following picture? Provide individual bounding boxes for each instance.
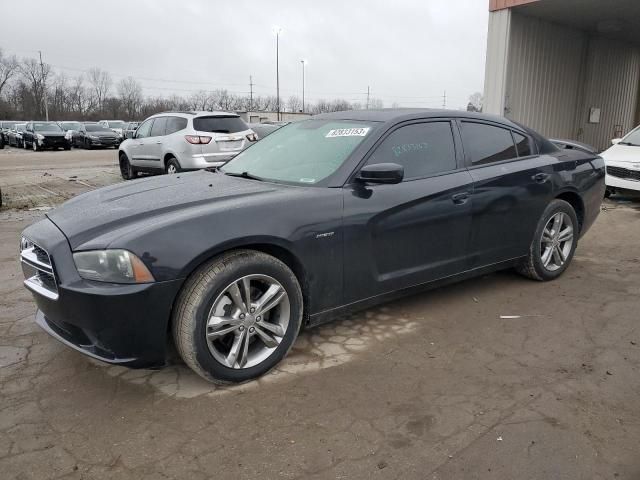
[0,49,19,98]
[467,92,483,112]
[368,98,384,109]
[287,95,302,113]
[117,76,143,119]
[20,58,51,118]
[87,67,112,113]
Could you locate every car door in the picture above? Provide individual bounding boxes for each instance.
[458,120,554,268]
[146,116,168,167]
[129,118,156,167]
[342,120,474,303]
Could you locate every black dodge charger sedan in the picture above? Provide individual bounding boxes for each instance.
[23,121,71,151]
[20,109,605,383]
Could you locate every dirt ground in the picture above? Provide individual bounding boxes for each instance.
[1,147,640,479]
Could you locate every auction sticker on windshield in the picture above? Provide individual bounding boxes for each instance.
[325,127,370,138]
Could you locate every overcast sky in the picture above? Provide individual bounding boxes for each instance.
[0,0,489,109]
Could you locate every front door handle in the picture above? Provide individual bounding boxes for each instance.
[155,141,162,145]
[451,192,471,205]
[533,173,550,183]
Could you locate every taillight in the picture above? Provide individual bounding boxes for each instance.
[246,133,258,142]
[184,135,212,144]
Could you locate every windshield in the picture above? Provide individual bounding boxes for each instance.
[621,127,640,146]
[16,124,26,132]
[193,116,247,133]
[221,119,376,185]
[2,122,17,129]
[61,122,81,130]
[107,121,125,129]
[34,122,63,133]
[86,124,112,132]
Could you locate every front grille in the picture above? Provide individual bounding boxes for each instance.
[20,239,59,301]
[607,166,640,182]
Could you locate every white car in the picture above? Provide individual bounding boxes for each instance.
[602,126,640,195]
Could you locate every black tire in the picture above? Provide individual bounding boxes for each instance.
[165,157,181,174]
[604,188,613,199]
[85,138,92,150]
[64,145,71,151]
[516,199,579,281]
[119,152,136,180]
[172,250,304,384]
[22,139,27,149]
[33,139,39,152]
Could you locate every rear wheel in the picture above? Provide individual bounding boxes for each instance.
[516,199,578,281]
[166,157,181,174]
[172,250,304,384]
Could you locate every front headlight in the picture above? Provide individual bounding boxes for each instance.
[36,134,44,140]
[73,250,155,284]
[88,135,99,140]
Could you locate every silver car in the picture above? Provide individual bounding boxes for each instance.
[118,111,257,179]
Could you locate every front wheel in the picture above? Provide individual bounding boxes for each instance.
[172,250,304,384]
[119,152,137,180]
[516,199,578,281]
[33,140,39,151]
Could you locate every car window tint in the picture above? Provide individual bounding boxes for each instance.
[165,117,187,135]
[150,117,168,137]
[366,122,457,179]
[513,132,532,157]
[136,119,154,139]
[193,116,247,133]
[461,122,518,165]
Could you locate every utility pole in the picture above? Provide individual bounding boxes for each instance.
[274,27,282,121]
[366,86,370,110]
[38,50,49,121]
[249,75,254,112]
[442,90,447,109]
[300,60,306,113]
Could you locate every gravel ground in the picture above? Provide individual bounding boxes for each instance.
[1,148,640,479]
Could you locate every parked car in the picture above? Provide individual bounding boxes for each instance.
[22,121,70,151]
[248,122,281,139]
[123,121,139,139]
[20,109,604,383]
[73,123,121,149]
[118,111,257,178]
[7,123,27,147]
[601,125,640,196]
[98,120,126,141]
[0,121,19,143]
[551,138,597,155]
[59,121,83,146]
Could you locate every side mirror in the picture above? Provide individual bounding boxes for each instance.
[357,163,404,184]
[612,138,622,145]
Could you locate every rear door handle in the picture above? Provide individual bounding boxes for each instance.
[533,173,550,183]
[451,192,471,205]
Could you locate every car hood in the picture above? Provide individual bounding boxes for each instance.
[47,170,285,249]
[39,132,66,138]
[601,144,640,163]
[89,131,118,138]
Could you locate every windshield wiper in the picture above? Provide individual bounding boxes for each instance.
[223,171,264,181]
[619,141,640,146]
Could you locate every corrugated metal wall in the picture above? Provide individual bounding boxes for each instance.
[580,37,640,149]
[485,10,640,151]
[504,13,586,140]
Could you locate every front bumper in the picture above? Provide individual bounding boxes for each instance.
[22,218,183,368]
[41,137,70,149]
[88,137,120,147]
[605,162,640,192]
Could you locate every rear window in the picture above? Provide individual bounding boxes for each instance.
[193,116,247,134]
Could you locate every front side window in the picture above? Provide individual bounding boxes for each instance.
[135,119,154,139]
[461,122,518,165]
[150,117,168,137]
[366,122,457,179]
[222,119,376,185]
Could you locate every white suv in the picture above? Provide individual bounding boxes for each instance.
[118,111,257,179]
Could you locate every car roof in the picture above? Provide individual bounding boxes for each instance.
[149,110,240,119]
[314,108,522,129]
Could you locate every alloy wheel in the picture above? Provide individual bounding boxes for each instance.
[205,274,290,369]
[167,164,177,174]
[540,212,574,272]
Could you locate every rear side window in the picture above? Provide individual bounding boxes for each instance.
[150,117,168,137]
[461,122,517,165]
[193,116,247,134]
[366,122,457,180]
[513,132,532,157]
[165,117,188,135]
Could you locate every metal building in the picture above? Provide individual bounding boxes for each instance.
[484,0,640,150]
